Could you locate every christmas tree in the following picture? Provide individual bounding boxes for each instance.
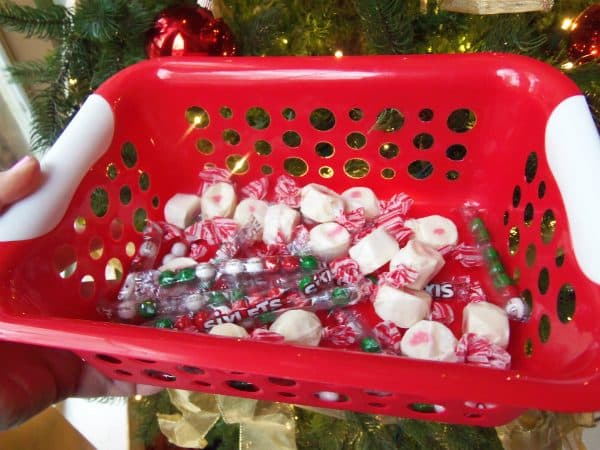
[0,0,598,150]
[1,1,599,448]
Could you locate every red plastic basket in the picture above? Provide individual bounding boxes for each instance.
[1,54,599,426]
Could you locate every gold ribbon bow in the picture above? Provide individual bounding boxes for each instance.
[496,410,594,450]
[157,389,296,450]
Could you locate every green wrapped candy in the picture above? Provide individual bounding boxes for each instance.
[159,270,177,287]
[298,275,313,293]
[259,312,276,324]
[176,267,196,283]
[482,246,500,263]
[300,255,319,271]
[470,217,490,243]
[493,272,512,289]
[138,300,157,319]
[360,337,381,353]
[155,318,174,329]
[231,288,245,300]
[488,260,505,275]
[209,291,227,306]
[331,287,350,306]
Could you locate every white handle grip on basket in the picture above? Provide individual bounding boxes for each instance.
[0,95,114,242]
[546,95,600,284]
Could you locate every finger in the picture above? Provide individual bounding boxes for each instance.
[0,155,42,210]
[0,343,81,430]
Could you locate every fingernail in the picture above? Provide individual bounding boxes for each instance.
[13,155,33,169]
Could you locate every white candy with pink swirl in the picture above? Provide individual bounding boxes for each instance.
[404,215,458,249]
[341,187,380,219]
[462,301,510,349]
[348,227,399,274]
[233,198,268,228]
[400,320,459,362]
[300,183,344,223]
[390,240,445,290]
[374,285,432,329]
[201,181,237,219]
[263,204,301,244]
[309,222,351,261]
[164,193,202,229]
[269,310,323,346]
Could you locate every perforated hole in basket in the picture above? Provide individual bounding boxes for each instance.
[90,188,109,217]
[310,108,336,131]
[54,245,77,279]
[349,108,363,121]
[227,380,260,392]
[374,108,404,132]
[185,106,210,128]
[80,274,96,299]
[315,391,348,403]
[246,107,270,129]
[379,143,399,159]
[315,142,335,158]
[284,158,308,177]
[408,402,446,414]
[226,154,249,175]
[220,106,233,119]
[255,140,272,156]
[282,107,295,120]
[197,138,214,155]
[447,109,476,133]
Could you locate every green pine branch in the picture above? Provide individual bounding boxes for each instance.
[0,1,69,39]
[352,0,415,54]
[7,55,58,84]
[73,0,125,42]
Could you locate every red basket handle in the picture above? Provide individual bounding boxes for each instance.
[546,95,600,284]
[0,94,114,242]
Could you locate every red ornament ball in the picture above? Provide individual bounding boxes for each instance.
[568,4,600,63]
[145,6,237,59]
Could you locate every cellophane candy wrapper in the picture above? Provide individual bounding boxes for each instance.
[105,254,367,331]
[104,168,523,372]
[460,203,531,322]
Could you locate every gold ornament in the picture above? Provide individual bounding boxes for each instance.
[157,390,297,450]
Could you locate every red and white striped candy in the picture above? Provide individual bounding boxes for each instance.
[379,265,419,289]
[372,321,403,353]
[241,177,269,200]
[250,328,285,343]
[274,175,301,208]
[288,224,311,255]
[374,210,413,243]
[185,218,238,246]
[322,324,359,347]
[189,241,210,260]
[452,276,487,303]
[378,192,414,217]
[198,167,232,193]
[437,244,456,257]
[452,243,484,268]
[351,222,375,245]
[455,333,511,370]
[429,301,455,325]
[157,221,185,241]
[330,258,362,285]
[335,207,366,235]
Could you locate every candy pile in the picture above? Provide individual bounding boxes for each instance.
[106,168,529,370]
